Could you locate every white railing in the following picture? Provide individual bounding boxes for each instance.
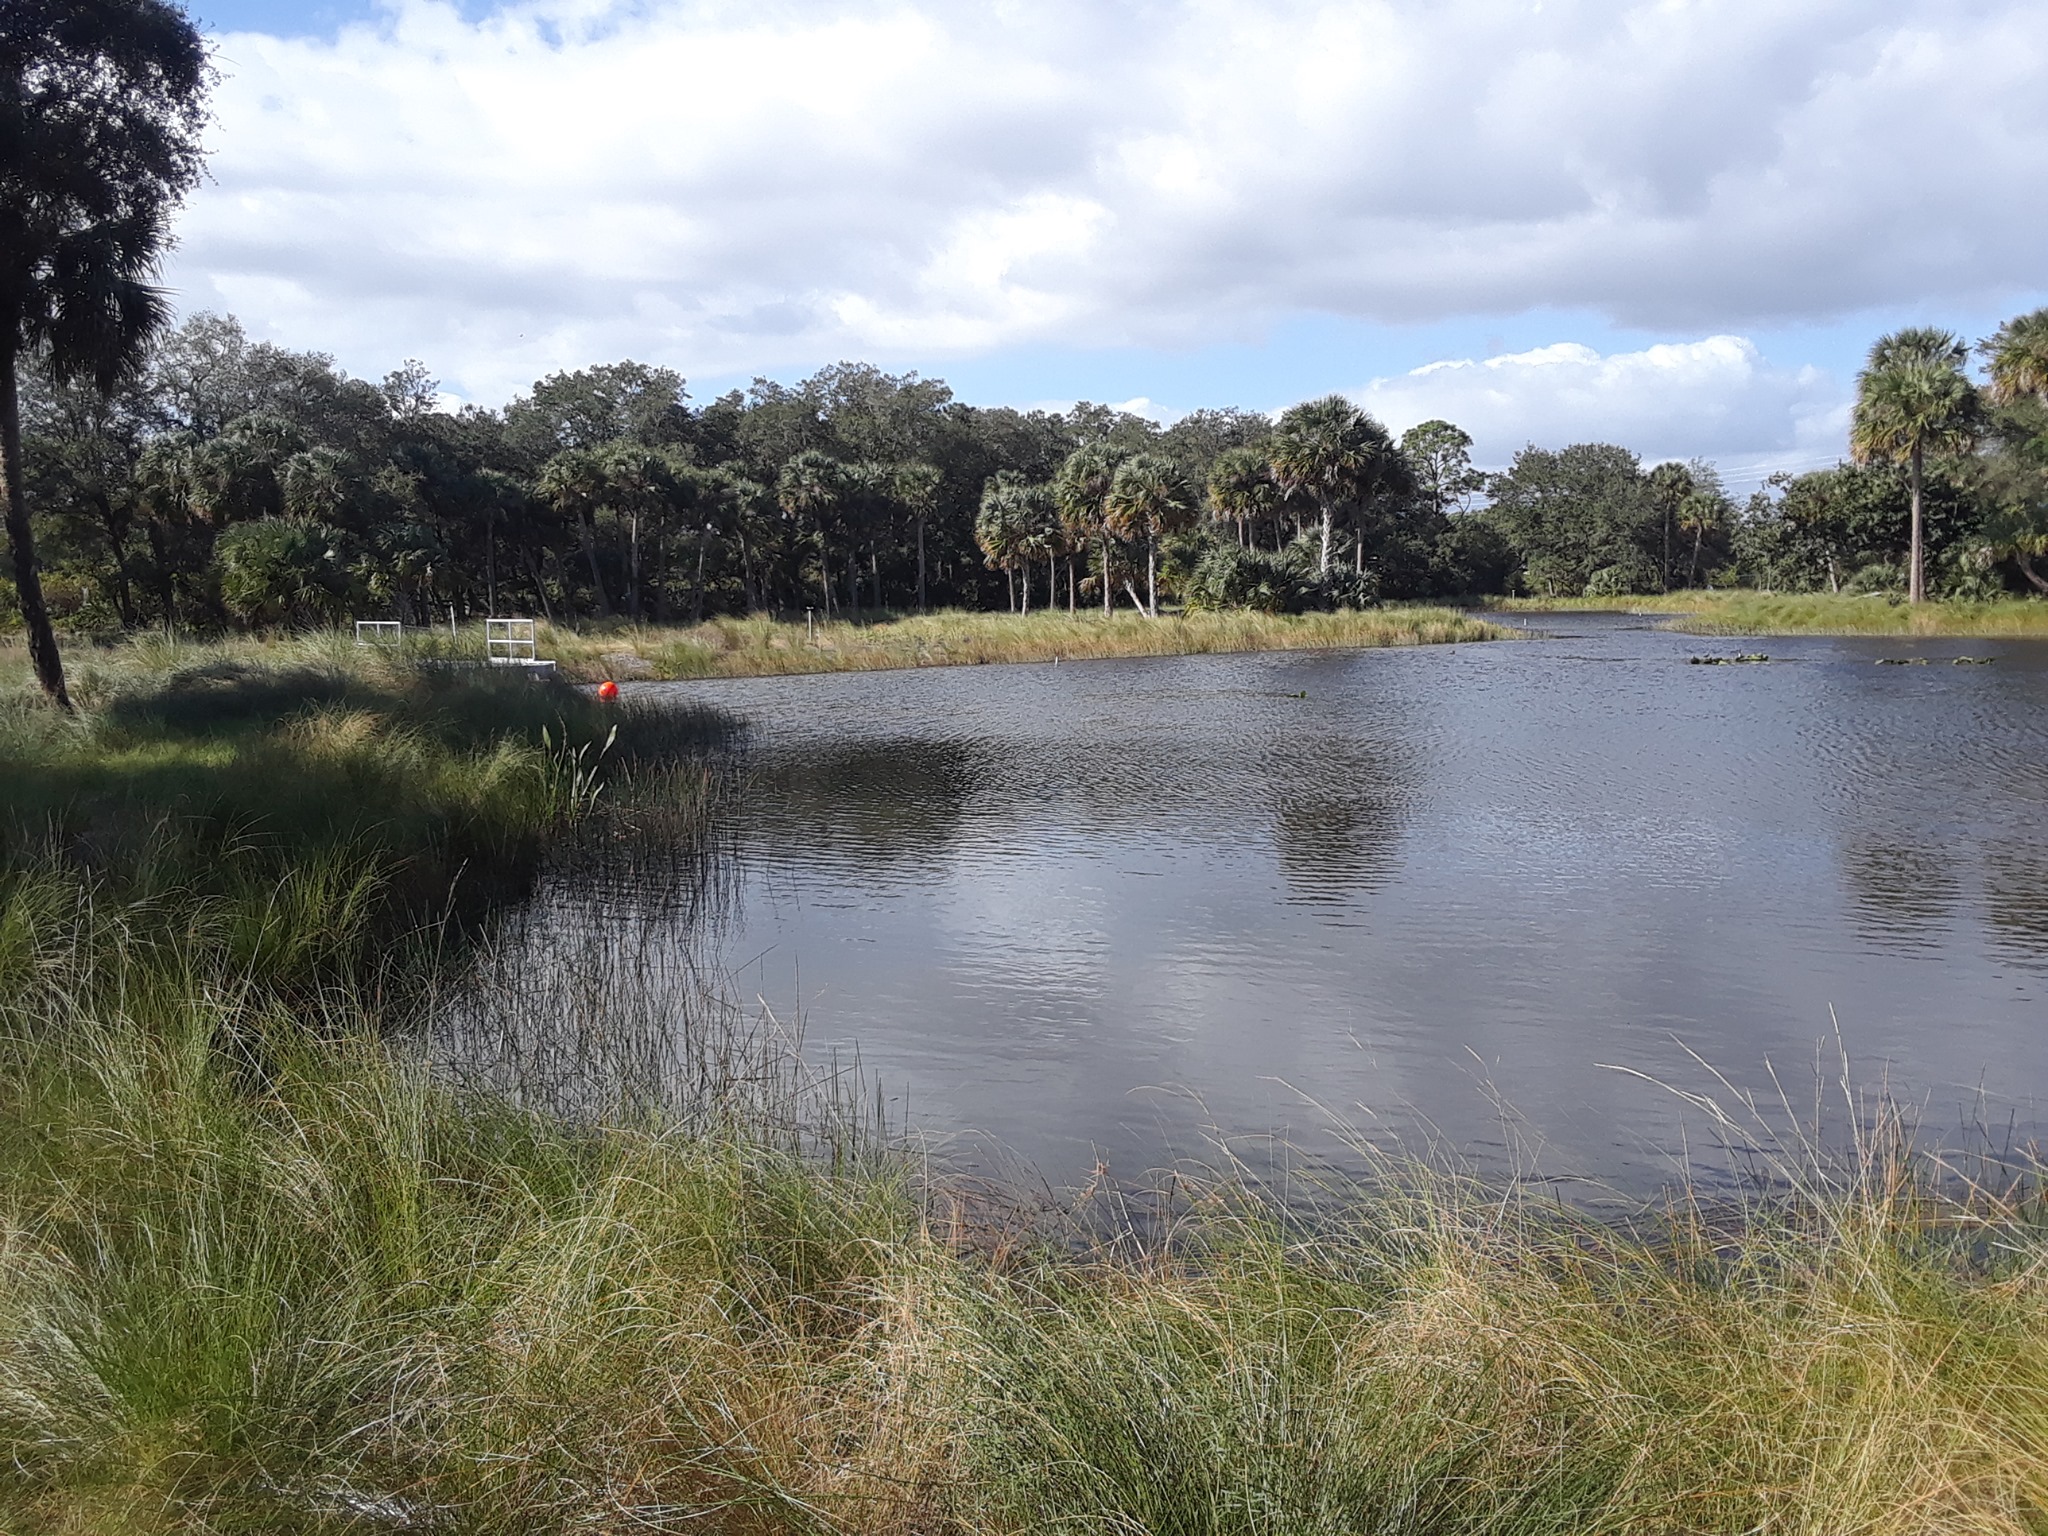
[485,617,538,665]
[354,620,403,647]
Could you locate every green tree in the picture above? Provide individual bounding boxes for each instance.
[976,473,1036,611]
[777,448,854,615]
[1054,443,1128,615]
[0,0,209,705]
[1850,328,1979,605]
[895,460,942,611]
[1268,396,1399,577]
[1103,453,1195,617]
[1982,309,2048,406]
[1207,445,1281,549]
[535,448,614,616]
[1400,420,1484,520]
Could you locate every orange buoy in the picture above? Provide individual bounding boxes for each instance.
[596,680,620,702]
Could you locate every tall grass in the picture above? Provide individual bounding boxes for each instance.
[1491,589,2048,636]
[520,607,1505,681]
[5,878,2048,1533]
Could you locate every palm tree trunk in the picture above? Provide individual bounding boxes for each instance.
[691,522,710,622]
[1318,504,1333,576]
[1146,537,1157,617]
[0,342,71,709]
[1689,522,1705,587]
[916,517,927,611]
[1908,442,1926,604]
[2016,551,2048,594]
[1006,567,1014,611]
[1100,533,1113,615]
[1067,556,1075,612]
[1022,562,1031,614]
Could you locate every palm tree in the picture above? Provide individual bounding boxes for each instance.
[894,460,941,611]
[1207,445,1280,549]
[777,449,853,615]
[1268,396,1400,577]
[1850,329,1979,605]
[0,0,209,707]
[1983,308,2048,404]
[1103,454,1195,617]
[536,448,614,616]
[1054,444,1127,614]
[976,474,1033,610]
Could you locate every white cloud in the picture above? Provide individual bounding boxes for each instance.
[1356,336,1849,486]
[168,0,2048,408]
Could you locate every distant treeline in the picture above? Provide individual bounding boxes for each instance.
[10,307,2048,634]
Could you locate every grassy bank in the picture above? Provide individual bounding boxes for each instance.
[211,607,1494,684]
[6,636,2048,1534]
[1490,590,2048,636]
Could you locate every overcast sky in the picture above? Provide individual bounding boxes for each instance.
[171,0,2048,482]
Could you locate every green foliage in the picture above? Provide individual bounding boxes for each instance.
[213,518,356,627]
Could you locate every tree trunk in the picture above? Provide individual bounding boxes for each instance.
[1318,504,1333,577]
[1022,561,1031,614]
[0,342,70,709]
[1354,527,1363,575]
[1146,537,1157,618]
[916,517,927,611]
[1100,533,1113,614]
[1908,442,1926,605]
[2016,551,2048,594]
[1689,522,1705,587]
[578,512,612,617]
[627,511,643,621]
[820,538,834,615]
[1067,556,1075,612]
[691,522,710,622]
[739,526,758,613]
[522,547,557,625]
[1006,567,1014,611]
[95,494,136,627]
[1123,579,1147,614]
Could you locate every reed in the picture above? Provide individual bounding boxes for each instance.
[517,606,1503,681]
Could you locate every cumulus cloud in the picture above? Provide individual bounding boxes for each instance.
[1356,337,1850,485]
[167,0,2048,405]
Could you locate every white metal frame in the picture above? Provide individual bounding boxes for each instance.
[485,617,538,665]
[354,620,403,646]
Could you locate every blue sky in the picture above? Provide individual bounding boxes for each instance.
[165,0,2048,483]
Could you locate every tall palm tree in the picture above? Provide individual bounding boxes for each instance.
[1268,396,1399,577]
[777,449,853,615]
[893,460,941,611]
[1103,454,1194,617]
[976,474,1033,610]
[1,0,210,707]
[1054,444,1127,614]
[1207,445,1280,549]
[1850,328,1979,605]
[536,448,614,616]
[1983,308,2048,405]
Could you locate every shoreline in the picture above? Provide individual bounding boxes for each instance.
[1484,591,2048,637]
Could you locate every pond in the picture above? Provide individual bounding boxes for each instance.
[564,614,2048,1193]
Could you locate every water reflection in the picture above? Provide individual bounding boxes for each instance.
[545,618,2048,1193]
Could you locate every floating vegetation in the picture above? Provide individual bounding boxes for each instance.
[1689,652,1770,665]
[1954,655,1996,665]
[1875,657,1930,665]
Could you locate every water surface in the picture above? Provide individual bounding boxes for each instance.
[614,615,2048,1190]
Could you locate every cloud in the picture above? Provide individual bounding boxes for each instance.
[1355,336,1849,485]
[166,0,2048,406]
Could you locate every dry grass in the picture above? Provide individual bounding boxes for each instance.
[1489,590,2048,636]
[507,608,1501,681]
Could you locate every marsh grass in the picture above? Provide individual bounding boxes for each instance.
[524,607,1505,681]
[6,877,2048,1535]
[1491,589,2048,637]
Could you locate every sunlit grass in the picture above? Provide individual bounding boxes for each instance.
[1490,589,2048,636]
[529,606,1506,681]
